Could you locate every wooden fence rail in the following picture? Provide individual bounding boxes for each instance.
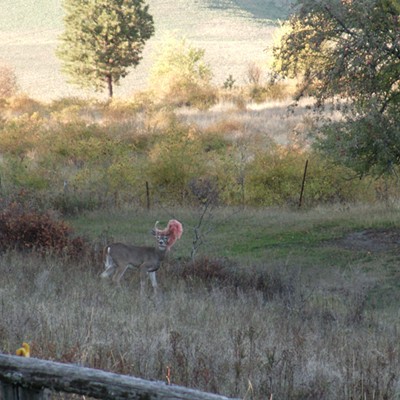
[0,354,239,400]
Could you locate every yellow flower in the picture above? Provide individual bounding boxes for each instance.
[16,342,30,357]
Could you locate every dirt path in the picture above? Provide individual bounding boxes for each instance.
[333,228,400,252]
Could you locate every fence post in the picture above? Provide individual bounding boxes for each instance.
[298,159,309,208]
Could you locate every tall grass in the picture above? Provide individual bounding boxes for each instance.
[1,204,400,399]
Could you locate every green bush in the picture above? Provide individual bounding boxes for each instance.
[0,157,48,192]
[0,113,45,158]
[244,148,374,207]
[144,121,210,204]
[245,147,304,206]
[247,84,268,103]
[150,35,217,110]
[265,81,294,101]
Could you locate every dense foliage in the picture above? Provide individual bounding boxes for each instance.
[0,96,394,213]
[57,0,154,97]
[273,0,400,177]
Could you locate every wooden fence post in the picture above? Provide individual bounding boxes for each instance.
[298,159,309,208]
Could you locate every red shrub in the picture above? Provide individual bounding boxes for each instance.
[0,201,91,259]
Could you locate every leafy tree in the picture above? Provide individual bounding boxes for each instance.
[57,0,154,98]
[273,0,400,177]
[149,35,216,108]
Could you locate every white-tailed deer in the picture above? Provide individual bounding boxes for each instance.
[101,220,182,293]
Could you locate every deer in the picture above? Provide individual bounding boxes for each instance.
[100,220,183,294]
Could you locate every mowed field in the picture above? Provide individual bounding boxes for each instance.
[0,0,292,100]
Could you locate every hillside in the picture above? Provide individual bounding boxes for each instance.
[0,0,292,100]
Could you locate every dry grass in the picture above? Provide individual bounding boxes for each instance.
[1,253,399,399]
[177,97,319,146]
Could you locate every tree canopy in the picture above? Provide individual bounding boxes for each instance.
[57,0,154,98]
[273,0,400,177]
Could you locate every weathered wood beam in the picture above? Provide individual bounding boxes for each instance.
[0,354,239,400]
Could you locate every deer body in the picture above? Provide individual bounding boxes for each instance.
[101,232,169,292]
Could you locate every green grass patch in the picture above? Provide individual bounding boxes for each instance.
[69,202,400,263]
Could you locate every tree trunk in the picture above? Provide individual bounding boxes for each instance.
[107,74,113,98]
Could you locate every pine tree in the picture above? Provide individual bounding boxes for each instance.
[57,0,154,97]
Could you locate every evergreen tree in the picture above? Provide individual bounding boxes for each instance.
[57,0,154,97]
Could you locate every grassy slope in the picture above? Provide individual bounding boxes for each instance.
[0,0,291,100]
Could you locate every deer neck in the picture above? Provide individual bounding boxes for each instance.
[156,247,168,260]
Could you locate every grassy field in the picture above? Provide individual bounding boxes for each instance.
[0,0,290,100]
[1,203,400,399]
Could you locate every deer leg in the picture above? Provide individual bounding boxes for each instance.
[139,263,160,296]
[101,253,115,278]
[148,271,158,292]
[139,264,147,296]
[113,264,130,286]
